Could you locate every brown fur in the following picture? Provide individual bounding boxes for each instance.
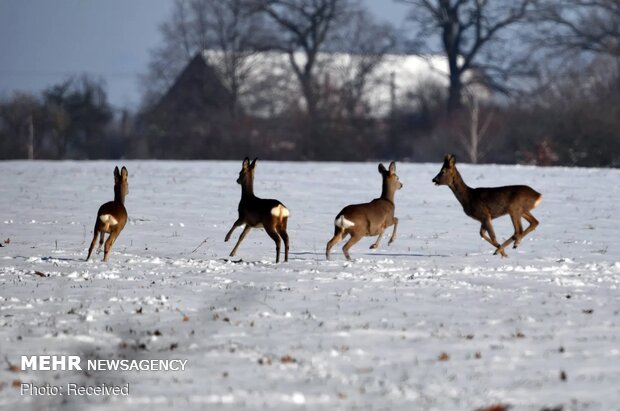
[225,158,289,263]
[432,154,541,257]
[326,161,403,260]
[86,166,128,262]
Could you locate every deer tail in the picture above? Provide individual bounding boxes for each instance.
[335,215,355,229]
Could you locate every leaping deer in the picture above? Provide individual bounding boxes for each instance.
[86,166,128,262]
[326,161,403,260]
[225,158,290,263]
[432,154,541,257]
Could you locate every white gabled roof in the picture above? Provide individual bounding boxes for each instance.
[202,50,487,117]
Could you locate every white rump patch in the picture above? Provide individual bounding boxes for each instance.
[534,195,542,208]
[271,205,289,218]
[335,215,355,229]
[99,214,118,226]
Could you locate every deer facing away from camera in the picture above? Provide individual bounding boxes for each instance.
[225,158,290,263]
[87,166,128,262]
[432,154,541,257]
[326,161,403,260]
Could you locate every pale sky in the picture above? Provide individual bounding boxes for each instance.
[0,0,409,109]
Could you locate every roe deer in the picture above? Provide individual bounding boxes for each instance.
[432,154,541,257]
[326,161,403,260]
[87,166,128,262]
[225,158,290,263]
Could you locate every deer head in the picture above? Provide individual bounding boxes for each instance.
[432,154,456,186]
[379,161,403,196]
[237,157,257,185]
[114,166,129,203]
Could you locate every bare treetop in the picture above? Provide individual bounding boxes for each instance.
[537,0,620,57]
[400,0,536,110]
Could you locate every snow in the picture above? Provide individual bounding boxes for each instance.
[0,160,619,410]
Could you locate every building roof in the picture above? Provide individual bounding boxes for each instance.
[155,53,234,116]
[202,50,488,117]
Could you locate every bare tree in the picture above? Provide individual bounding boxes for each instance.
[0,93,40,159]
[458,89,494,163]
[143,0,268,113]
[42,76,113,158]
[193,0,271,115]
[143,0,195,102]
[537,0,620,57]
[329,8,396,119]
[400,0,535,111]
[257,0,349,124]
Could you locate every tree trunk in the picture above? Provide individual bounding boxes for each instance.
[300,73,320,158]
[447,54,462,112]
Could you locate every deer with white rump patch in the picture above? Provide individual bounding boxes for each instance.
[326,161,403,260]
[86,166,128,262]
[225,158,290,263]
[432,154,541,257]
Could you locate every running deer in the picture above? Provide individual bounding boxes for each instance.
[326,161,403,260]
[432,154,541,257]
[225,158,290,263]
[86,166,128,262]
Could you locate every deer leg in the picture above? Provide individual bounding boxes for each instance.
[277,218,289,263]
[515,211,539,247]
[326,227,346,260]
[497,213,523,253]
[229,225,251,257]
[388,217,399,245]
[497,235,516,255]
[225,219,243,242]
[96,231,105,254]
[512,216,524,248]
[370,228,385,249]
[342,233,363,261]
[480,224,493,244]
[86,228,99,261]
[480,221,499,248]
[103,230,120,262]
[483,219,508,257]
[264,225,282,263]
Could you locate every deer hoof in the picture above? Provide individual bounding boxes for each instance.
[494,248,508,257]
[370,244,378,249]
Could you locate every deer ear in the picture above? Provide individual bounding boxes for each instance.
[388,161,396,175]
[242,157,250,169]
[443,154,455,168]
[250,158,257,169]
[448,154,456,167]
[378,163,387,175]
[114,166,120,183]
[121,166,128,180]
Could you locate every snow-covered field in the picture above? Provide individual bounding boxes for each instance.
[0,160,619,411]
